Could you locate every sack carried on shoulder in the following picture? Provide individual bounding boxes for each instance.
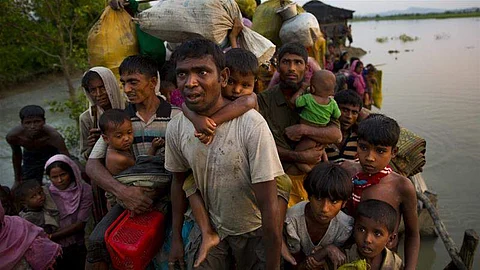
[137,0,275,63]
[87,6,139,79]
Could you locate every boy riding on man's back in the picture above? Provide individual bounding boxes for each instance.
[346,114,419,270]
[179,47,292,268]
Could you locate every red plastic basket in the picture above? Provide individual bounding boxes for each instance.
[105,210,166,270]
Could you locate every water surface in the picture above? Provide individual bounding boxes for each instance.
[352,17,480,269]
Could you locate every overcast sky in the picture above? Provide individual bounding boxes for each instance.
[313,0,480,15]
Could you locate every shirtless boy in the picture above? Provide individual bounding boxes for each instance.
[98,109,163,176]
[7,105,69,187]
[348,114,419,270]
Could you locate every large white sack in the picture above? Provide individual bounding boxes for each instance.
[279,12,322,47]
[137,0,275,63]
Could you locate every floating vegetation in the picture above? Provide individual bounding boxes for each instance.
[376,37,389,43]
[435,33,451,40]
[398,34,419,42]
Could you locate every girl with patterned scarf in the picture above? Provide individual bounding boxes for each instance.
[0,200,62,270]
[44,154,93,270]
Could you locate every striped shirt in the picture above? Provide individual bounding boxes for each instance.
[325,129,358,161]
[89,97,181,159]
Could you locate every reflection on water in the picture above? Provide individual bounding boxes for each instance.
[352,17,480,269]
[0,17,479,270]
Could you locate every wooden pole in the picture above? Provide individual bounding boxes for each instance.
[445,230,479,270]
[416,191,468,270]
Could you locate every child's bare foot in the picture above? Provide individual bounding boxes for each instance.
[194,231,220,267]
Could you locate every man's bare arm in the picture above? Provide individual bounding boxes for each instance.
[9,143,23,184]
[169,171,188,265]
[47,126,70,156]
[401,177,420,270]
[86,158,152,214]
[277,145,324,164]
[253,180,281,270]
[285,121,342,144]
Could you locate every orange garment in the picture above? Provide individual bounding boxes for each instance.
[287,174,308,207]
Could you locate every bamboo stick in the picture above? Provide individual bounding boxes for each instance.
[416,191,468,270]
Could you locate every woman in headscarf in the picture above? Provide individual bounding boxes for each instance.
[348,60,366,100]
[45,154,93,270]
[79,67,126,161]
[0,200,62,270]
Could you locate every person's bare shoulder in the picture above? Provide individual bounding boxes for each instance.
[388,171,417,203]
[44,124,64,138]
[389,171,414,189]
[6,125,24,144]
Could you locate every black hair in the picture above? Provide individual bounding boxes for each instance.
[119,55,158,79]
[356,199,397,234]
[172,38,226,74]
[366,64,377,74]
[278,42,308,64]
[14,180,41,202]
[81,70,102,91]
[334,89,363,109]
[19,105,45,121]
[358,114,400,148]
[98,109,131,134]
[350,57,360,66]
[303,162,353,201]
[45,161,76,182]
[225,48,259,77]
[160,61,177,87]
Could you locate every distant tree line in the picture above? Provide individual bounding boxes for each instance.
[0,0,105,100]
[354,8,480,22]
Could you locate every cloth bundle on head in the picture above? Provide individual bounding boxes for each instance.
[278,4,323,48]
[252,0,305,47]
[84,67,126,122]
[0,201,61,270]
[137,0,275,64]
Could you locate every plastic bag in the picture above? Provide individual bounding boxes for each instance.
[137,0,275,64]
[279,12,322,48]
[235,0,257,18]
[87,6,139,79]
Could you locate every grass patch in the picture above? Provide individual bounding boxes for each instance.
[376,37,389,43]
[398,34,419,42]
